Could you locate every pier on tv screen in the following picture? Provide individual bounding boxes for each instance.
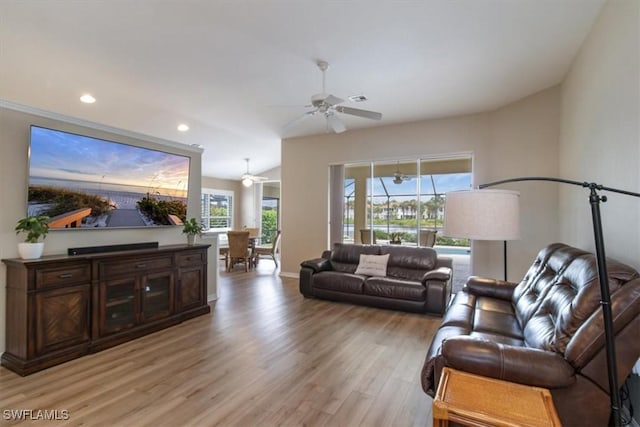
[28,126,191,229]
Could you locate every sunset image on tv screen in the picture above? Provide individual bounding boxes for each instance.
[28,126,191,228]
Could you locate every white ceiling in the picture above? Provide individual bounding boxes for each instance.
[0,0,605,179]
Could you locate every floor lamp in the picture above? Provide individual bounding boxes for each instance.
[443,189,520,281]
[470,176,640,427]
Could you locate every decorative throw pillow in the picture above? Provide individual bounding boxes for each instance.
[354,254,389,277]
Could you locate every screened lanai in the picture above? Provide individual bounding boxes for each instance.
[340,157,472,246]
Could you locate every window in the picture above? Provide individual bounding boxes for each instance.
[261,196,279,244]
[201,188,233,230]
[341,158,472,247]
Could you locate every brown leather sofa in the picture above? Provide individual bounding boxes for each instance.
[300,243,453,315]
[421,243,640,426]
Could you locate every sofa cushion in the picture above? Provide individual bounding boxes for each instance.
[439,292,475,328]
[513,243,580,327]
[363,277,426,301]
[475,296,514,314]
[330,243,381,274]
[381,246,438,281]
[354,254,389,277]
[473,309,523,340]
[468,331,525,347]
[313,271,365,294]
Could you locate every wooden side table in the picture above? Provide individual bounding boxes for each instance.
[433,367,562,427]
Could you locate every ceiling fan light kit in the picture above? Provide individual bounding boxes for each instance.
[240,158,268,187]
[393,161,414,184]
[283,60,383,134]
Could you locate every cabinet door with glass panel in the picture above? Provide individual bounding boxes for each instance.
[98,277,138,335]
[98,272,175,335]
[140,271,175,322]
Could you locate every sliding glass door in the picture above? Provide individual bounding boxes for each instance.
[340,156,471,248]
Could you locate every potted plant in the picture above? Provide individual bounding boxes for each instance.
[182,217,203,245]
[389,232,402,245]
[15,215,50,259]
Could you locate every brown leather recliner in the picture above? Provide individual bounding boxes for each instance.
[421,243,640,426]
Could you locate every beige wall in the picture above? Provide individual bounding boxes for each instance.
[263,182,280,199]
[281,86,561,279]
[559,0,639,270]
[0,105,203,354]
[487,86,561,278]
[558,0,640,416]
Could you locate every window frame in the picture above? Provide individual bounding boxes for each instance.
[201,188,234,231]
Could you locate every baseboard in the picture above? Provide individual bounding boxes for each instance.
[207,293,218,302]
[279,271,299,279]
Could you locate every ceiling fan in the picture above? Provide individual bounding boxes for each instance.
[284,61,383,134]
[241,158,267,187]
[393,162,414,184]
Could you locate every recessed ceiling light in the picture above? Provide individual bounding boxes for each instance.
[177,124,189,132]
[80,94,96,104]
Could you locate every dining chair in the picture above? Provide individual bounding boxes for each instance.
[226,231,251,272]
[252,230,281,268]
[219,247,229,269]
[218,233,230,269]
[243,227,260,238]
[419,229,437,247]
[360,229,376,244]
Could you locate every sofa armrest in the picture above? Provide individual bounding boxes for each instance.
[422,267,453,315]
[422,267,452,283]
[300,257,332,273]
[464,276,517,301]
[436,256,453,270]
[441,337,575,388]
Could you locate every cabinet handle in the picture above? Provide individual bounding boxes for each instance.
[58,273,73,279]
[136,264,146,269]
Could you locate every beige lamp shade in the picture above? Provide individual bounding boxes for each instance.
[443,189,520,240]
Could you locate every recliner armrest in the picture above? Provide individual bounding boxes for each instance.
[422,267,451,283]
[464,276,517,301]
[300,257,332,273]
[441,337,575,388]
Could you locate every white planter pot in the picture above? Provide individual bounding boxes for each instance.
[187,234,196,246]
[18,242,45,260]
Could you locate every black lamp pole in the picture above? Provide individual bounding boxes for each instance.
[503,240,508,281]
[479,176,640,427]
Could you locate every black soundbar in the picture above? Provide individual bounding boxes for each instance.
[68,241,159,256]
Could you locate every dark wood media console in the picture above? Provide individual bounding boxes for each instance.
[2,244,211,375]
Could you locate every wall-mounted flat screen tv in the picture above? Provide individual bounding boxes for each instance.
[28,125,191,229]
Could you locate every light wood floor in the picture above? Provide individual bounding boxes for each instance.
[0,261,441,426]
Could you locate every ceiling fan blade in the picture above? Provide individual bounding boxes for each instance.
[282,110,316,131]
[327,114,347,133]
[324,94,344,106]
[243,174,268,181]
[335,106,382,120]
